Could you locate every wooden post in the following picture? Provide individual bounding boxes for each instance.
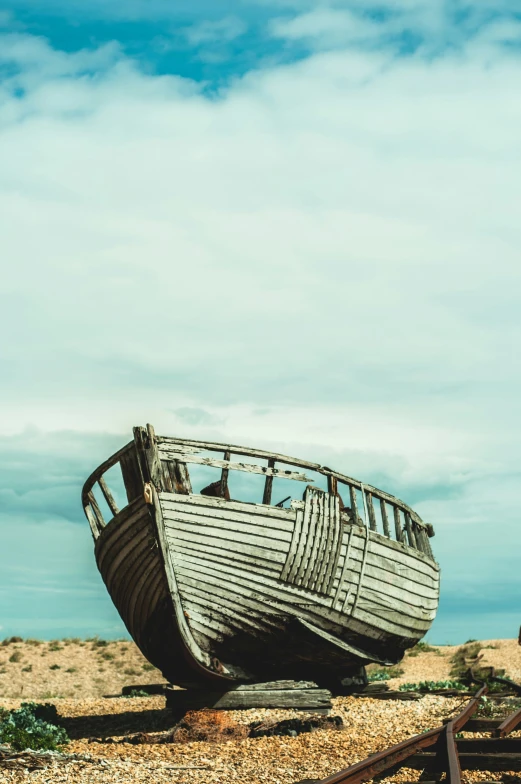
[98,476,119,517]
[393,506,403,542]
[263,458,275,505]
[328,475,338,496]
[380,499,391,538]
[367,492,377,531]
[404,511,417,549]
[349,485,359,523]
[133,424,163,490]
[220,450,230,498]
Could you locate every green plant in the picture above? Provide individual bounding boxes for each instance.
[26,639,42,646]
[49,642,63,652]
[142,663,155,671]
[124,668,139,676]
[367,665,404,681]
[22,665,33,673]
[368,671,391,682]
[100,651,115,661]
[0,702,69,752]
[2,637,23,646]
[49,664,61,671]
[9,651,23,663]
[123,689,150,698]
[450,642,482,679]
[66,667,77,674]
[399,680,467,693]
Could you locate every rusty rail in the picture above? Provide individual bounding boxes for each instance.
[302,685,521,784]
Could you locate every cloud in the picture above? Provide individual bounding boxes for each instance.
[1,21,520,639]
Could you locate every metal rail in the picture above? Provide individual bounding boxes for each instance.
[301,685,521,784]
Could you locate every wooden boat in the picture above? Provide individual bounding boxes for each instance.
[82,424,439,691]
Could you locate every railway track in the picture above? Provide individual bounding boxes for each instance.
[298,683,521,784]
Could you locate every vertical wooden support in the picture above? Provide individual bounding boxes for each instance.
[120,448,143,502]
[262,458,275,505]
[98,476,119,517]
[393,506,403,543]
[349,485,359,523]
[404,511,417,549]
[133,424,163,490]
[327,474,338,496]
[367,492,377,531]
[360,485,369,527]
[88,491,105,531]
[220,450,230,498]
[85,504,101,538]
[380,499,391,538]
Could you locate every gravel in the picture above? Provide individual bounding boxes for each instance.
[0,637,519,784]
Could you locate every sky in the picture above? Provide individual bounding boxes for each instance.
[0,0,520,646]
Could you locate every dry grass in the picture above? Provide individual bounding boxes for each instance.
[0,638,166,699]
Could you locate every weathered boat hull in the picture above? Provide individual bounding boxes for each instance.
[84,425,440,689]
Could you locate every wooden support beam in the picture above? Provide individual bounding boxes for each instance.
[263,458,275,505]
[98,476,119,517]
[380,499,391,538]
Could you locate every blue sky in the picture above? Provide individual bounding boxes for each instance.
[1,0,520,645]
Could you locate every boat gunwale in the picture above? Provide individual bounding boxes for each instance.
[81,430,435,559]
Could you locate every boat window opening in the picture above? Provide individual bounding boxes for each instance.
[226,470,267,505]
[104,464,128,511]
[186,462,223,496]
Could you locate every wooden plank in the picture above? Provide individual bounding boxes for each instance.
[333,528,353,608]
[262,458,275,505]
[380,499,391,538]
[159,436,322,470]
[220,450,230,498]
[406,752,521,772]
[163,508,293,542]
[88,491,105,530]
[367,493,377,532]
[312,492,331,592]
[281,505,304,581]
[350,524,370,615]
[161,496,295,532]
[158,450,312,482]
[349,485,359,522]
[165,686,332,712]
[119,448,143,503]
[164,519,290,553]
[160,492,297,521]
[322,494,343,595]
[169,531,285,571]
[394,506,403,543]
[98,476,119,517]
[301,490,324,588]
[356,593,437,623]
[404,511,417,549]
[351,603,434,635]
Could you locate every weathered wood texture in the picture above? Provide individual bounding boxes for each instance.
[94,498,168,657]
[160,490,439,675]
[165,682,332,712]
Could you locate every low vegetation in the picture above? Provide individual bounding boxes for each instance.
[0,702,69,752]
[367,666,404,681]
[399,680,467,692]
[407,641,440,656]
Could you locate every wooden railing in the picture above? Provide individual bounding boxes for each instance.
[82,426,435,559]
